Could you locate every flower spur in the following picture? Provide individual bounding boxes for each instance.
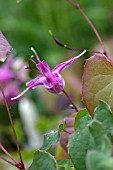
[11,48,86,101]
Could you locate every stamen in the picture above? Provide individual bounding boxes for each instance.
[31,47,41,63]
[11,87,30,100]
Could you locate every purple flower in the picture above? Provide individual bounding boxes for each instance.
[0,81,20,104]
[11,48,86,100]
[0,55,29,104]
[0,56,14,84]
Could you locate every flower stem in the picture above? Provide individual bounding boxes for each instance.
[0,155,16,167]
[63,129,72,134]
[0,144,18,164]
[68,0,109,58]
[0,155,24,170]
[49,30,104,54]
[0,84,25,170]
[62,90,78,112]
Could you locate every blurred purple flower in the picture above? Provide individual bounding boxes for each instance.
[0,56,28,104]
[11,48,86,100]
[0,81,20,104]
[0,56,14,84]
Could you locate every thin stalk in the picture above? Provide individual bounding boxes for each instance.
[49,30,104,54]
[63,129,72,134]
[0,144,18,164]
[68,0,109,58]
[28,58,41,74]
[0,155,16,167]
[0,84,25,170]
[62,90,78,112]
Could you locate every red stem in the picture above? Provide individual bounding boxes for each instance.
[68,0,109,58]
[50,30,104,54]
[0,155,17,167]
[63,129,72,134]
[0,84,25,170]
[0,144,18,164]
[63,90,78,112]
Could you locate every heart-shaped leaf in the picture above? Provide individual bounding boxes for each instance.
[94,101,113,140]
[57,160,72,169]
[88,120,111,155]
[0,32,12,62]
[82,54,113,115]
[28,150,57,170]
[68,115,93,170]
[87,120,113,170]
[41,130,60,151]
[74,109,89,129]
[87,151,113,170]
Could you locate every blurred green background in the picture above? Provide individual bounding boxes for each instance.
[0,0,113,169]
[1,0,113,59]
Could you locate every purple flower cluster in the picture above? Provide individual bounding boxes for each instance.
[11,48,86,100]
[0,56,27,104]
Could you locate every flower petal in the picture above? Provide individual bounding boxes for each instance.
[36,60,51,75]
[11,87,30,100]
[11,75,46,100]
[26,75,45,89]
[52,50,86,74]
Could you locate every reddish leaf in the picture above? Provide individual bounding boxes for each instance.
[0,32,12,62]
[82,54,113,115]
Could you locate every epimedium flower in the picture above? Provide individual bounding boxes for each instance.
[0,81,20,104]
[0,56,14,84]
[0,55,29,104]
[11,48,86,100]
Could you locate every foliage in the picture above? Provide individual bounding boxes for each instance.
[28,150,57,170]
[0,0,113,170]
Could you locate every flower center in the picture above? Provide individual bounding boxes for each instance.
[55,83,59,90]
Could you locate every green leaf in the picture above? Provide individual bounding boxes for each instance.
[41,130,60,151]
[94,101,113,140]
[87,151,113,170]
[57,160,70,167]
[28,150,57,170]
[68,115,93,170]
[65,163,72,170]
[74,109,89,129]
[57,160,72,169]
[58,121,67,133]
[87,120,113,170]
[82,54,113,115]
[88,120,111,155]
